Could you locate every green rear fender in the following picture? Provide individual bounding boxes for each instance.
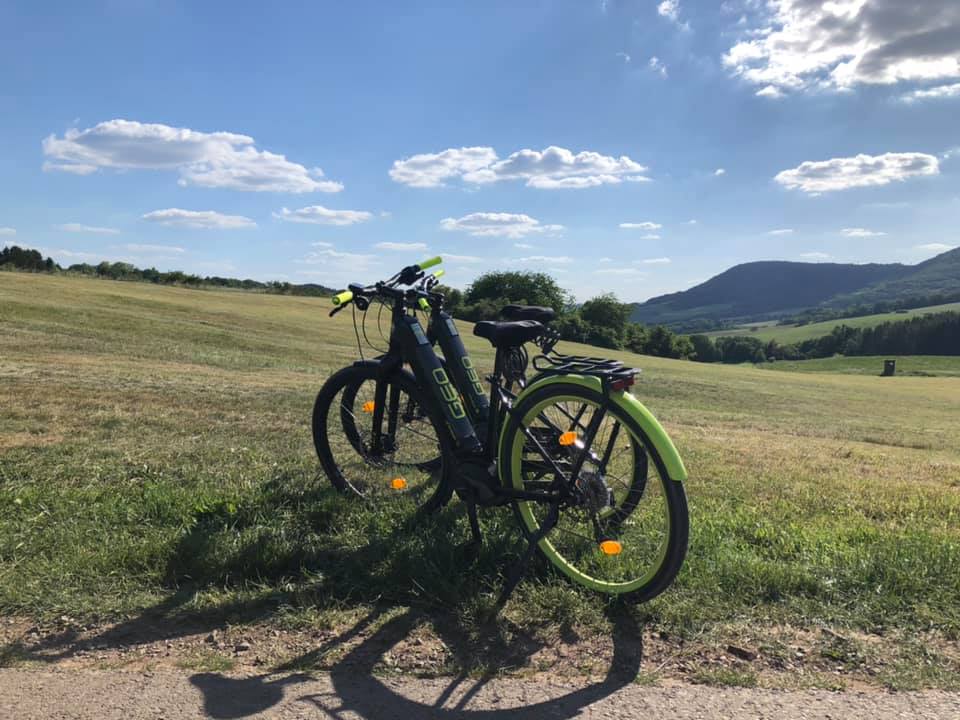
[511,374,687,482]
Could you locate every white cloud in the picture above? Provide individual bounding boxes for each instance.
[914,243,955,252]
[598,257,613,263]
[638,257,671,264]
[714,168,727,176]
[723,0,960,95]
[389,147,498,188]
[775,152,939,193]
[391,145,650,188]
[517,255,573,264]
[273,206,372,226]
[768,228,794,235]
[375,241,427,251]
[595,268,643,275]
[686,219,698,225]
[296,245,381,286]
[800,252,832,260]
[641,234,662,240]
[142,208,256,229]
[648,56,668,78]
[41,248,103,261]
[619,221,662,230]
[55,223,120,235]
[841,227,886,237]
[756,85,784,99]
[657,0,689,29]
[901,82,960,102]
[299,248,376,274]
[115,243,186,254]
[657,0,678,21]
[513,242,534,249]
[616,51,631,63]
[301,248,374,264]
[0,227,16,236]
[42,119,342,193]
[441,253,483,263]
[440,212,563,239]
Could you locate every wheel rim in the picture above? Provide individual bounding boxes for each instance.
[510,393,671,594]
[327,378,443,501]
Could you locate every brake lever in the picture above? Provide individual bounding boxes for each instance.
[329,304,347,318]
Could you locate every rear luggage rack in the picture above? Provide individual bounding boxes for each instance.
[532,351,639,393]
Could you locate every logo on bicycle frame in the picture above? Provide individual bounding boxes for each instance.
[460,357,486,401]
[432,367,467,419]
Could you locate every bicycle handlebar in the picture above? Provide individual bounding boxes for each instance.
[331,290,353,306]
[330,255,443,317]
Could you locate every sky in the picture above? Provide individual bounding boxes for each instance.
[1,0,959,302]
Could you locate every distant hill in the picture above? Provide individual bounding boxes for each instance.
[825,247,960,308]
[631,248,960,330]
[632,260,908,328]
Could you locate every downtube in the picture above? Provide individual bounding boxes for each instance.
[430,310,490,423]
[395,314,481,451]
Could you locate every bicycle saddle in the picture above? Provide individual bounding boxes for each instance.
[499,304,556,323]
[473,320,544,347]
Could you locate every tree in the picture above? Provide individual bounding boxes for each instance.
[716,335,767,363]
[688,334,719,362]
[464,271,572,318]
[0,245,49,271]
[580,293,631,331]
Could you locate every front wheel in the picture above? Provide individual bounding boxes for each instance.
[313,362,454,511]
[498,380,688,603]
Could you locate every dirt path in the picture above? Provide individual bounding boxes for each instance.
[1,669,958,720]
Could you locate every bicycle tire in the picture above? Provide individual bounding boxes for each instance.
[313,361,454,511]
[498,379,688,603]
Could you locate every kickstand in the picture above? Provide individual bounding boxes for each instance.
[494,503,560,610]
[459,496,483,562]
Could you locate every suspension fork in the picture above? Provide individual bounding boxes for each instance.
[369,353,403,454]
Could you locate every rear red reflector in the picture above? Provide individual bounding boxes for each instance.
[610,375,636,391]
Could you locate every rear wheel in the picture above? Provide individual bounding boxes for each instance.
[499,382,688,602]
[313,362,453,511]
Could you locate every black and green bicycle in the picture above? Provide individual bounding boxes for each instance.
[312,256,688,604]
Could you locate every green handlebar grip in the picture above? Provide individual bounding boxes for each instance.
[332,290,353,306]
[418,256,442,270]
[432,268,445,279]
[418,297,431,311]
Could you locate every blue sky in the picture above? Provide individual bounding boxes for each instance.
[2,0,959,301]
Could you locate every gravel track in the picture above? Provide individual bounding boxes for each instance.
[2,669,958,719]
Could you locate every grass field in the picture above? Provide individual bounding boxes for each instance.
[2,272,960,688]
[706,302,960,344]
[759,355,960,377]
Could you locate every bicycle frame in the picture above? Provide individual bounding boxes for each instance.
[323,258,688,608]
[374,293,481,453]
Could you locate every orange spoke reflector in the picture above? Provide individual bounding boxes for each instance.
[391,477,407,490]
[362,401,375,413]
[558,431,577,446]
[599,540,622,556]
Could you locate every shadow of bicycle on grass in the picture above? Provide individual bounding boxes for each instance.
[8,469,647,718]
[188,603,643,719]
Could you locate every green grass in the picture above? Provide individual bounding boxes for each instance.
[706,302,960,344]
[757,355,960,377]
[2,273,960,684]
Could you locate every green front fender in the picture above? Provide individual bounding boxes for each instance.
[512,374,687,482]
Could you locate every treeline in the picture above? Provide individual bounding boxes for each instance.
[778,290,960,327]
[0,245,57,272]
[0,244,334,296]
[443,271,695,359]
[689,312,960,363]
